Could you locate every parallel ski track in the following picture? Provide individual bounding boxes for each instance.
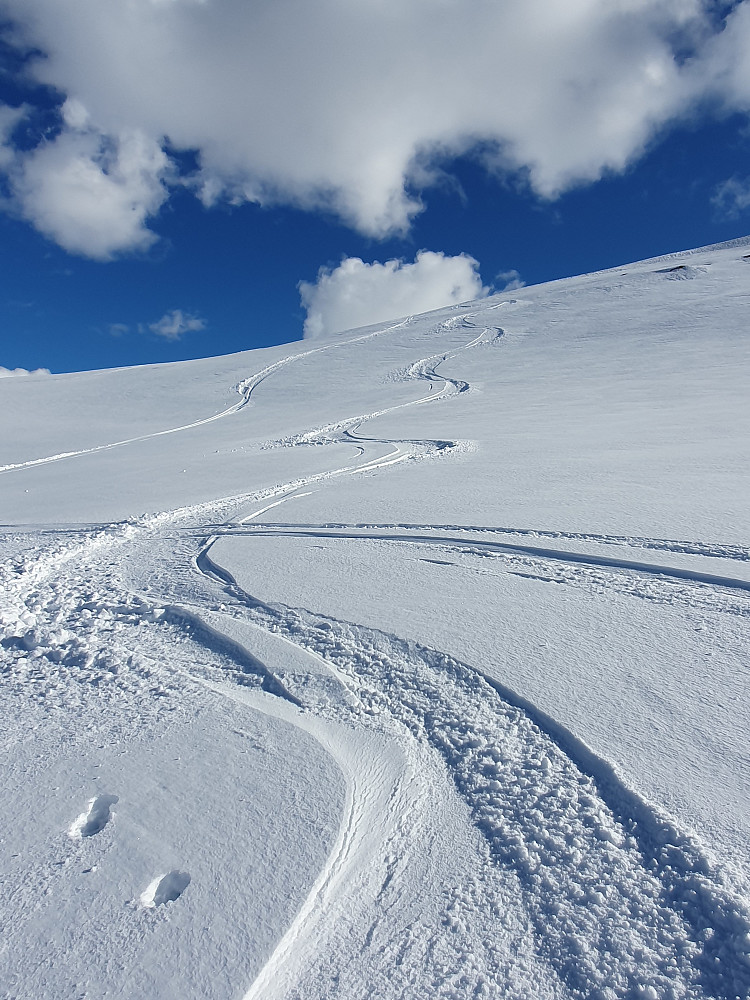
[214,520,750,564]
[218,526,750,602]
[0,317,415,475]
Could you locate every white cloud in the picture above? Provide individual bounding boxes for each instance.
[495,269,526,292]
[691,1,750,112]
[61,97,90,131]
[148,310,205,341]
[712,176,750,218]
[0,366,50,377]
[9,127,171,260]
[300,251,488,339]
[1,0,750,255]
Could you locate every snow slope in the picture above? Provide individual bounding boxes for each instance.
[1,238,749,999]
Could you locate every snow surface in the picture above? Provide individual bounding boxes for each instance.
[1,238,750,999]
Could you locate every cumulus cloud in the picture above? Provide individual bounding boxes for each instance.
[9,127,171,260]
[300,251,488,339]
[147,310,205,341]
[1,0,750,256]
[0,366,50,378]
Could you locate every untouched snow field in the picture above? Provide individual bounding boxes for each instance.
[1,238,750,999]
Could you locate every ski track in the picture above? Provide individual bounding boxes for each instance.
[197,576,750,1000]
[219,520,750,565]
[2,314,750,999]
[0,386,252,475]
[220,526,750,619]
[0,316,412,476]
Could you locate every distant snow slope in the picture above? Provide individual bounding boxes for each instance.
[1,238,749,1000]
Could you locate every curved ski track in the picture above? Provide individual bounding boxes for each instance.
[0,317,412,476]
[3,314,750,999]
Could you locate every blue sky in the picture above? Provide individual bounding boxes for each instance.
[1,0,750,374]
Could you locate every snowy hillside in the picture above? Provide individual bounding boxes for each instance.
[2,238,750,1000]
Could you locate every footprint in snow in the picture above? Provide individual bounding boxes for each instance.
[68,794,119,839]
[140,870,191,908]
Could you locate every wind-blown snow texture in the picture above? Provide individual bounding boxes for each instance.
[1,239,749,1000]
